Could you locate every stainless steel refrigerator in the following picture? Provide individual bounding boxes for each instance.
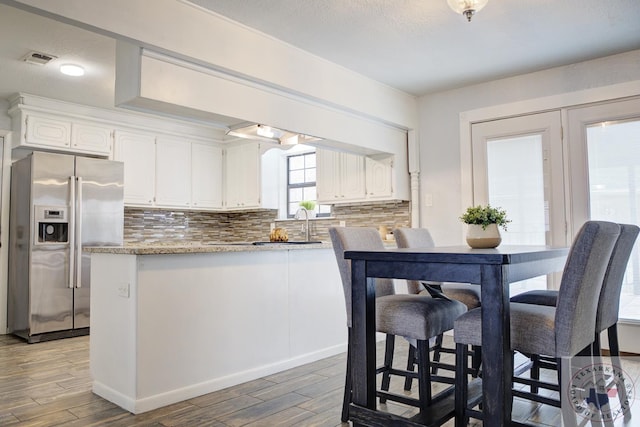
[8,151,124,342]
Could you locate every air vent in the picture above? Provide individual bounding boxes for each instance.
[21,51,57,65]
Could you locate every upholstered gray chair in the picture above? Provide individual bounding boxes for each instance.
[393,227,482,384]
[510,223,639,396]
[453,221,621,426]
[394,227,481,310]
[511,223,639,358]
[329,227,468,422]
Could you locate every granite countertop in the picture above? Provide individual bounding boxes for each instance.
[85,241,333,255]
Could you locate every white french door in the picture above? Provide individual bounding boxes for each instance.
[471,112,566,294]
[470,98,640,352]
[567,97,640,341]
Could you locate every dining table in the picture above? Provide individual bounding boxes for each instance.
[344,245,569,427]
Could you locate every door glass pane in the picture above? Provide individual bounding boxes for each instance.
[586,118,640,322]
[487,135,547,294]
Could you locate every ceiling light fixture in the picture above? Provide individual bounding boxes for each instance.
[447,0,488,22]
[59,63,85,77]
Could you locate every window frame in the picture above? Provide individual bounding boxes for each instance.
[286,151,330,218]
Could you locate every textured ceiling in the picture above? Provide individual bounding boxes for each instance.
[189,0,640,95]
[0,0,638,116]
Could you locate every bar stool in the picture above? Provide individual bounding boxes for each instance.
[453,221,620,426]
[393,227,482,385]
[510,223,639,393]
[329,226,467,422]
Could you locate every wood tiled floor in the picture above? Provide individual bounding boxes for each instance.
[1,333,639,426]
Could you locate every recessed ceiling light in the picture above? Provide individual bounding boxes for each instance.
[60,64,85,77]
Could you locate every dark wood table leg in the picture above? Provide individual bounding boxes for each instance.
[480,264,513,425]
[350,259,377,426]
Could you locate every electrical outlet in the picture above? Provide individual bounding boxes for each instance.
[424,193,433,207]
[339,221,346,227]
[270,222,275,231]
[118,283,130,298]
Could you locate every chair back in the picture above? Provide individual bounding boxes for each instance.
[596,223,640,332]
[555,221,620,357]
[394,227,436,294]
[329,227,395,327]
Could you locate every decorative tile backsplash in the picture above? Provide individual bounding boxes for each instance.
[124,200,410,244]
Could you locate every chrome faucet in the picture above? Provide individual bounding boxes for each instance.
[294,207,311,242]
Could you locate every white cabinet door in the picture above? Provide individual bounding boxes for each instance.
[340,152,366,201]
[115,130,156,206]
[155,137,191,208]
[25,114,71,148]
[365,156,393,199]
[191,142,223,209]
[71,122,113,155]
[316,149,340,203]
[224,143,260,209]
[317,149,365,203]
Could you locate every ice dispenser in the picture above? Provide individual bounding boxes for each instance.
[35,206,69,244]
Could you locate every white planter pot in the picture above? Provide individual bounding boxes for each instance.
[466,223,502,249]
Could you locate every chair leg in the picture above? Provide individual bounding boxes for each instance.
[608,323,620,357]
[607,323,630,409]
[416,339,432,409]
[341,329,352,423]
[530,354,540,394]
[380,334,395,403]
[455,343,469,427]
[471,345,482,377]
[558,357,579,427]
[404,344,416,391]
[431,333,444,375]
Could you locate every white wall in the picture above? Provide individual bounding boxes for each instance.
[417,49,640,246]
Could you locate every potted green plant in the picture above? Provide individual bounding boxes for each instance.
[298,200,317,218]
[460,204,510,248]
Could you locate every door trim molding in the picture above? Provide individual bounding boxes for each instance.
[459,80,640,217]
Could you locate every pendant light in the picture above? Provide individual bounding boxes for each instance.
[447,0,488,22]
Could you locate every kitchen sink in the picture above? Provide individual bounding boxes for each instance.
[202,242,253,246]
[252,241,323,245]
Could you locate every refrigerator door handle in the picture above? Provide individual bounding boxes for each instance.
[76,177,83,288]
[68,176,76,289]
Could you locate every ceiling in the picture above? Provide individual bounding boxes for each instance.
[0,0,638,118]
[188,0,640,96]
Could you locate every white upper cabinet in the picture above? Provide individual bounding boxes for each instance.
[11,110,113,157]
[191,142,223,209]
[24,114,71,148]
[316,149,340,203]
[340,151,366,201]
[223,142,278,210]
[224,143,260,209]
[116,132,224,210]
[71,122,113,155]
[155,137,192,208]
[115,130,156,206]
[317,149,407,204]
[365,156,393,199]
[317,149,365,203]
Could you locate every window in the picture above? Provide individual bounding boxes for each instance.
[287,151,330,217]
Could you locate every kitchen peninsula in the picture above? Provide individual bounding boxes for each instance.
[87,242,346,414]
